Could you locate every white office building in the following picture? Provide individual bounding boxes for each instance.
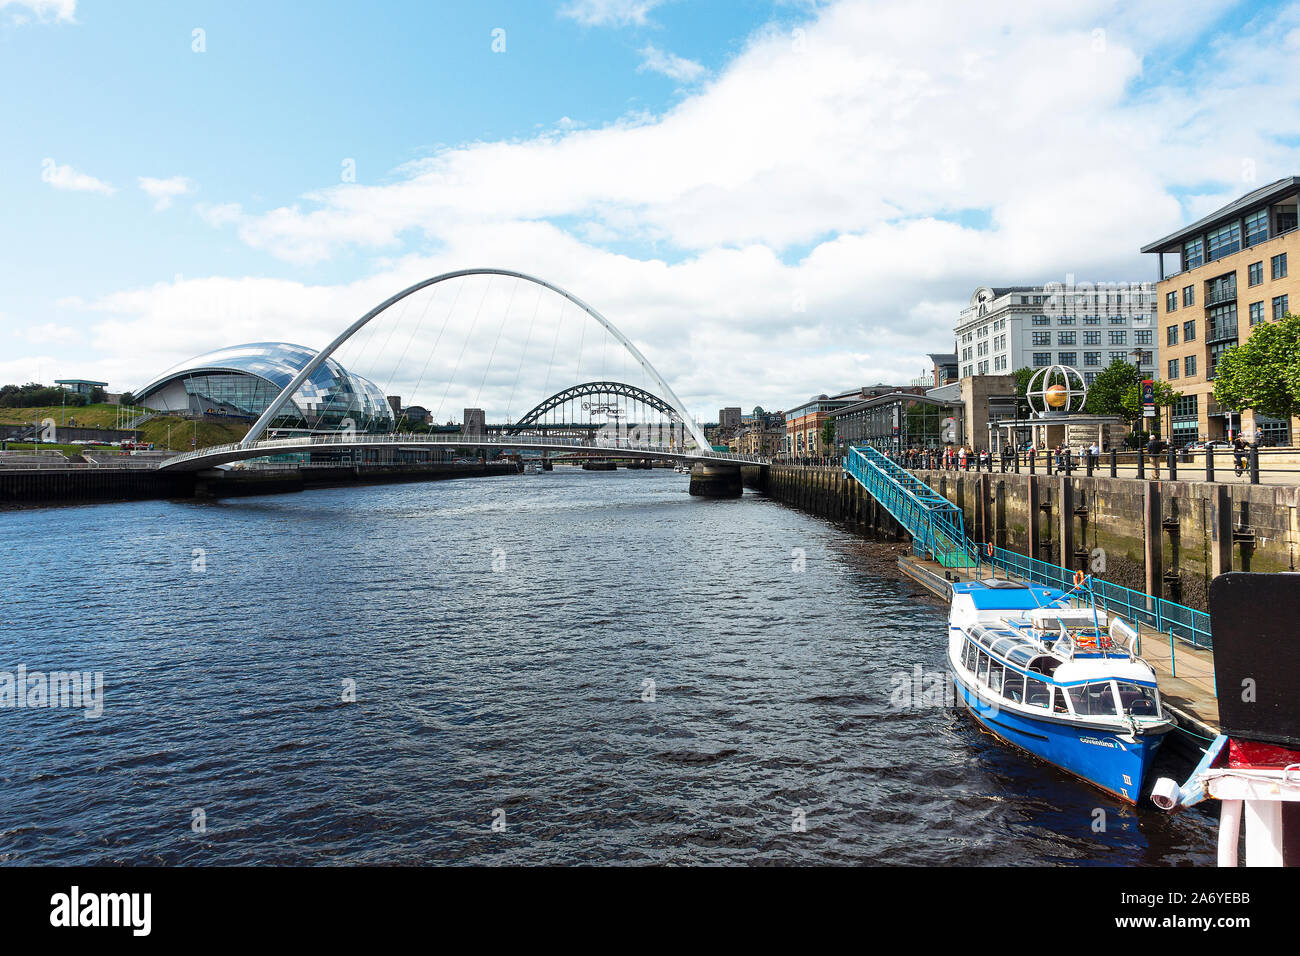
[954,281,1158,385]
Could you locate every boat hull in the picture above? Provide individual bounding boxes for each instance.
[952,669,1167,804]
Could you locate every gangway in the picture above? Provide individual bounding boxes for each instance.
[842,446,976,567]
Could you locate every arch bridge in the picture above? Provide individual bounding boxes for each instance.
[155,269,767,486]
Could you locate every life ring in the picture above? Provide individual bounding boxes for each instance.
[985,542,993,557]
[1073,570,1085,587]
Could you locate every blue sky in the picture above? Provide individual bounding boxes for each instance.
[2,0,1298,415]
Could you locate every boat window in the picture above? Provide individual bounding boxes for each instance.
[963,640,978,672]
[1051,687,1070,714]
[1007,646,1034,666]
[1067,682,1118,717]
[991,637,1016,657]
[988,662,1004,694]
[1002,669,1025,703]
[977,652,990,684]
[1114,682,1159,717]
[1024,675,1050,708]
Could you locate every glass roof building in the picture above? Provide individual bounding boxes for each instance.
[135,342,395,433]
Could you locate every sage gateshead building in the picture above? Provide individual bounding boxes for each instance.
[134,342,395,433]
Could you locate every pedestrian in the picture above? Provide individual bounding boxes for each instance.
[1146,434,1162,478]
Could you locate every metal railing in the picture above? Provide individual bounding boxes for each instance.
[843,446,975,568]
[971,544,1212,649]
[839,446,1214,649]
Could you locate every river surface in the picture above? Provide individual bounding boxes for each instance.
[0,468,1217,865]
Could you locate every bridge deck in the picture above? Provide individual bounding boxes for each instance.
[157,433,770,472]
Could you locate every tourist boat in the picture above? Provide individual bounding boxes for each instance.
[523,461,539,475]
[949,578,1176,803]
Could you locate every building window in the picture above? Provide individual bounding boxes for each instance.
[1135,329,1152,345]
[1275,295,1290,319]
[1058,316,1076,325]
[1084,372,1099,385]
[1058,351,1077,366]
[1084,351,1100,366]
[977,360,989,374]
[1183,319,1196,342]
[1109,330,1127,345]
[1173,395,1198,418]
[1109,351,1128,363]
[1248,261,1263,286]
[1184,237,1204,271]
[1032,315,1050,326]
[1207,302,1238,341]
[1032,331,1050,346]
[1165,291,1177,313]
[1166,325,1178,346]
[1182,285,1194,306]
[1273,253,1288,280]
[1206,221,1241,261]
[1208,344,1232,379]
[1167,359,1179,380]
[1083,314,1100,325]
[1184,355,1197,377]
[1246,208,1269,246]
[1083,330,1101,345]
[1033,352,1051,367]
[1250,301,1264,325]
[1058,331,1076,345]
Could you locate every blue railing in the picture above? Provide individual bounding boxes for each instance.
[843,447,974,567]
[841,446,1213,649]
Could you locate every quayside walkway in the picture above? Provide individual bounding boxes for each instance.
[840,445,1220,741]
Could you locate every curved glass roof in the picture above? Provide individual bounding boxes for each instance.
[136,342,393,428]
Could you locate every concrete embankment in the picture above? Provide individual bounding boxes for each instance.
[754,463,1299,612]
[0,461,520,508]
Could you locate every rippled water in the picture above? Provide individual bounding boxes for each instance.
[0,468,1217,865]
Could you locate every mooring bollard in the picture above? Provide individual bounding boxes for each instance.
[1086,452,1094,477]
[1167,446,1176,481]
[1136,446,1145,480]
[1109,448,1117,478]
[1206,446,1215,483]
[1250,445,1260,484]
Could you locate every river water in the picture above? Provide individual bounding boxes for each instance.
[0,468,1217,865]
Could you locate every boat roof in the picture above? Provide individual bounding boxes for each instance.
[952,580,1067,610]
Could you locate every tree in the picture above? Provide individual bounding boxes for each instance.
[119,391,136,406]
[1084,359,1140,419]
[1213,313,1300,422]
[1012,367,1035,396]
[819,417,836,452]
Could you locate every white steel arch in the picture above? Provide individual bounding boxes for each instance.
[242,269,712,453]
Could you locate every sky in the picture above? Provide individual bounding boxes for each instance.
[2,0,1298,421]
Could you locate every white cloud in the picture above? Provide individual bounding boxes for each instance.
[138,175,194,210]
[637,44,707,83]
[37,0,1300,413]
[40,159,114,195]
[559,0,664,27]
[1,0,75,23]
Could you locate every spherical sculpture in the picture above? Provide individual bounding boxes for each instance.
[1026,364,1087,417]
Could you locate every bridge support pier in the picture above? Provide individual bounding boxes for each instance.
[689,463,742,498]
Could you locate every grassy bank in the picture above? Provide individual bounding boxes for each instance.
[0,404,249,451]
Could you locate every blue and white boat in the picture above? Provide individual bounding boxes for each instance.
[948,578,1175,803]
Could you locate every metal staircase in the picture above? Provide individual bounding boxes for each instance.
[842,446,976,567]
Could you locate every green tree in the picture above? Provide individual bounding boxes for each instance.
[819,417,836,452]
[1084,359,1140,419]
[1012,367,1035,396]
[1213,313,1300,422]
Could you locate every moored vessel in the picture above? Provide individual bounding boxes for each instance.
[949,577,1175,803]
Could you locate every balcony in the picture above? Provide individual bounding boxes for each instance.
[1205,321,1240,346]
[1205,283,1237,307]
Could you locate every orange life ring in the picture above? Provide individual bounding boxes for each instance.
[985,542,993,557]
[1073,570,1085,587]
